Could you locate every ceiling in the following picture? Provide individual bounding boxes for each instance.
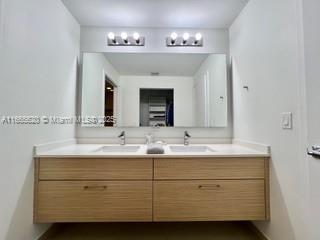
[62,0,249,28]
[104,53,210,76]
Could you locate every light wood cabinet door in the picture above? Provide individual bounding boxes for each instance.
[39,158,153,180]
[154,158,265,180]
[36,181,152,222]
[153,180,266,221]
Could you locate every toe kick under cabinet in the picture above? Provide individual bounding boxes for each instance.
[34,157,269,223]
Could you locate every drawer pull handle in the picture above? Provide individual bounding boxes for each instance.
[83,186,107,190]
[198,184,221,190]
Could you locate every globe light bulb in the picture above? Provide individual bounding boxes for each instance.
[121,32,128,40]
[195,33,202,41]
[108,32,115,40]
[133,32,140,40]
[171,32,178,41]
[183,32,190,41]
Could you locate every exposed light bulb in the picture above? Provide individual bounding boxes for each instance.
[108,32,115,40]
[121,32,128,40]
[133,32,140,40]
[183,32,190,41]
[195,33,202,41]
[171,32,178,41]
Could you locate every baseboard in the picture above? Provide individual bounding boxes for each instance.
[37,224,62,240]
[243,222,269,240]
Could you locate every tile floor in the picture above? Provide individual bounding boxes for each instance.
[48,222,261,240]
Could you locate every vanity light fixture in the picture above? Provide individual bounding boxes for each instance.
[121,32,128,43]
[182,32,190,45]
[133,32,140,44]
[107,32,116,44]
[195,33,202,44]
[167,32,203,47]
[107,32,145,46]
[170,32,178,44]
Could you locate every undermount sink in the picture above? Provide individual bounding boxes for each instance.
[169,145,215,153]
[96,146,141,153]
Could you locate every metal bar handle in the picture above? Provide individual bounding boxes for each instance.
[83,185,107,190]
[198,184,221,190]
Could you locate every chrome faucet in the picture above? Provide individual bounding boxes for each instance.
[118,131,125,145]
[184,131,191,145]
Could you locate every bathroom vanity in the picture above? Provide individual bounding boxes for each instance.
[33,144,270,223]
[33,50,270,224]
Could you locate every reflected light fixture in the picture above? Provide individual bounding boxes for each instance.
[107,32,145,46]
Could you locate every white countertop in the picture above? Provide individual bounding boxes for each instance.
[34,143,270,158]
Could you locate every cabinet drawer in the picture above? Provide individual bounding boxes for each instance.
[153,180,266,221]
[39,158,153,180]
[36,181,152,222]
[154,158,265,180]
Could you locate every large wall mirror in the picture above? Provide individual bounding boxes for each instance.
[81,52,228,128]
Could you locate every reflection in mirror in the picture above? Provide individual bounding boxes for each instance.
[81,53,228,128]
[140,89,174,127]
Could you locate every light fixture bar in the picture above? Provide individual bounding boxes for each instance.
[166,32,203,47]
[107,32,145,46]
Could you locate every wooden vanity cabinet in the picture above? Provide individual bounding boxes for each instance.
[34,157,269,223]
[37,181,152,222]
[34,158,153,223]
[153,180,265,221]
[153,157,270,221]
[38,158,153,180]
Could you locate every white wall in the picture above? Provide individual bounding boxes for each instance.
[78,27,232,142]
[81,53,119,126]
[230,0,306,239]
[120,76,194,127]
[0,0,80,239]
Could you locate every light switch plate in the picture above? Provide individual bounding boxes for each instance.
[282,112,293,129]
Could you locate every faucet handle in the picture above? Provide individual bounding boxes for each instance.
[184,131,191,146]
[118,131,125,138]
[118,131,126,145]
[184,131,191,137]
